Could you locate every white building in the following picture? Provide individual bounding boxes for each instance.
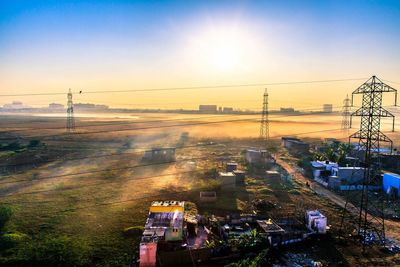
[311,161,365,188]
[305,210,327,234]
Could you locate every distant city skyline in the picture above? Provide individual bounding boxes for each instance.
[1,1,399,110]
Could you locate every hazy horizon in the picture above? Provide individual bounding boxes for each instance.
[1,0,399,110]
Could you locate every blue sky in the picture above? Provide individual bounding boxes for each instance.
[0,0,399,109]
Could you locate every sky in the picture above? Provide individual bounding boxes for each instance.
[0,0,399,110]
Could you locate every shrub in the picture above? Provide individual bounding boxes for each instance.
[31,236,90,266]
[0,232,28,250]
[0,205,12,231]
[28,140,41,147]
[123,226,144,237]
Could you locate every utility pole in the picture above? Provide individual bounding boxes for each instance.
[66,88,75,132]
[260,88,269,146]
[349,76,397,248]
[341,94,351,130]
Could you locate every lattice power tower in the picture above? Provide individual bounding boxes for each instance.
[66,88,75,132]
[260,88,269,145]
[341,94,351,130]
[349,75,397,246]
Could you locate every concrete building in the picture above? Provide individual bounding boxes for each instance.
[323,104,333,113]
[226,162,238,172]
[3,101,27,109]
[305,210,327,234]
[383,173,400,197]
[233,170,246,185]
[218,172,236,190]
[143,148,176,162]
[222,107,233,113]
[199,105,217,113]
[257,218,312,246]
[48,103,64,109]
[74,103,109,110]
[281,137,310,155]
[311,161,366,188]
[245,149,274,166]
[140,201,185,267]
[280,107,295,113]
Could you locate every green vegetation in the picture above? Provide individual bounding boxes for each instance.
[123,226,144,237]
[225,249,269,267]
[312,142,351,165]
[0,205,12,231]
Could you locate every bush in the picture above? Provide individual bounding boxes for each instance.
[31,236,90,266]
[0,205,12,231]
[0,232,28,250]
[123,226,144,237]
[28,140,41,147]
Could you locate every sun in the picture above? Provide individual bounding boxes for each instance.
[186,26,255,72]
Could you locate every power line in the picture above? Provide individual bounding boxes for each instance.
[0,78,367,97]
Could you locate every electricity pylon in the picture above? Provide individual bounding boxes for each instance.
[66,88,75,132]
[341,94,351,130]
[348,76,397,248]
[260,88,269,146]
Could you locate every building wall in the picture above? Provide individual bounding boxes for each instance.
[383,173,400,196]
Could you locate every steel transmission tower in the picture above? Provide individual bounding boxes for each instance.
[341,94,351,130]
[349,76,397,246]
[66,88,75,132]
[260,88,269,145]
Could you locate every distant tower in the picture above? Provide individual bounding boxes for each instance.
[341,94,351,130]
[66,88,75,132]
[260,88,269,145]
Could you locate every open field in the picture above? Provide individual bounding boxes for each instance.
[0,112,399,266]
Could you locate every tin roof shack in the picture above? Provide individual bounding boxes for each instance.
[139,201,185,267]
[142,147,176,162]
[218,172,236,190]
[281,137,310,156]
[383,173,400,197]
[226,162,238,172]
[245,149,275,168]
[305,210,327,234]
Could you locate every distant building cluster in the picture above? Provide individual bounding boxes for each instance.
[322,104,333,113]
[3,101,29,109]
[199,105,234,114]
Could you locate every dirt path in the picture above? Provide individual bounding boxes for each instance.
[276,157,400,242]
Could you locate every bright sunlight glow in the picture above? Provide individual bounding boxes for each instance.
[186,25,259,72]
